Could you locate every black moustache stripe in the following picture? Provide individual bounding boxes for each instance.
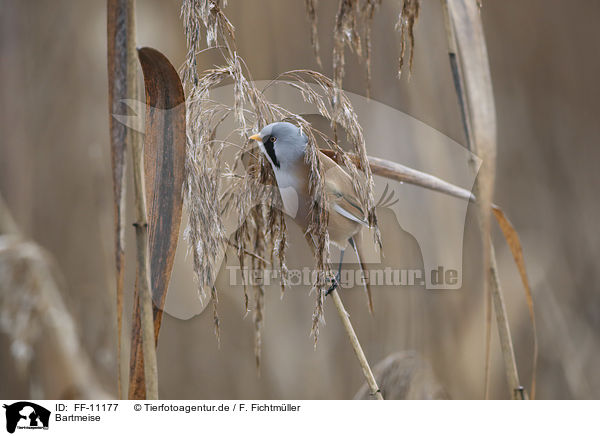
[263,136,280,168]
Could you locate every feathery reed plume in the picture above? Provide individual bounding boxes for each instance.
[179,1,379,355]
[333,0,363,108]
[0,194,109,399]
[0,238,110,399]
[305,0,420,92]
[180,0,231,306]
[181,0,234,86]
[0,237,60,373]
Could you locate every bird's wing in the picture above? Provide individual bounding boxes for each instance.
[319,151,368,226]
[333,203,366,225]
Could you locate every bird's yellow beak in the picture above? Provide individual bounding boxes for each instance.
[249,134,262,142]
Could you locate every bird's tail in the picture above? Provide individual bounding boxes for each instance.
[349,236,374,314]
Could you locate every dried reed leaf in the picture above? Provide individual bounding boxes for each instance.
[140,46,186,322]
[362,0,382,97]
[211,285,221,345]
[493,205,538,399]
[445,0,497,284]
[128,47,186,400]
[396,0,420,77]
[484,282,492,399]
[488,241,525,399]
[305,0,322,68]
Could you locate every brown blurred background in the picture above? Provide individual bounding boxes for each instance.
[1,0,599,399]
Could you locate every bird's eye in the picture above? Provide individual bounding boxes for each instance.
[270,136,276,142]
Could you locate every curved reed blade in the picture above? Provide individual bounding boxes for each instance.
[128,47,186,399]
[139,47,186,314]
[493,205,538,399]
[445,0,497,287]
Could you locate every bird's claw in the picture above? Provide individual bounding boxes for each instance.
[325,274,340,296]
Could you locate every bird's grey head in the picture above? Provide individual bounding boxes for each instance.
[250,121,308,170]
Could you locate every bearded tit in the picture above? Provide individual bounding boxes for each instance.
[249,121,374,311]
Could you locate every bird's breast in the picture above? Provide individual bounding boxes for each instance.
[272,165,310,222]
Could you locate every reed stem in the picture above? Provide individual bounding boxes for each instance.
[330,289,384,400]
[127,0,159,400]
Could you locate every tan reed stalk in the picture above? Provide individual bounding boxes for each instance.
[126,0,159,400]
[330,289,384,400]
[107,0,136,398]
